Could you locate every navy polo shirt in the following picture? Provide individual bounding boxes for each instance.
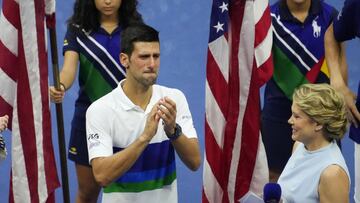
[334,0,360,42]
[63,26,125,129]
[263,0,337,121]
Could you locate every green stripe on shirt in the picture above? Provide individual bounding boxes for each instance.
[272,45,309,100]
[103,171,177,193]
[79,54,113,102]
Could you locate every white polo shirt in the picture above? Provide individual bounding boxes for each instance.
[86,80,197,203]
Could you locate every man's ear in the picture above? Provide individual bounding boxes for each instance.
[120,53,129,69]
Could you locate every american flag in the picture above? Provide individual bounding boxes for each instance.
[0,0,60,202]
[202,0,273,202]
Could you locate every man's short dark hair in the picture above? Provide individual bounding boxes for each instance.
[121,23,159,56]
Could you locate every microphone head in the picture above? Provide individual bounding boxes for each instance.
[263,183,281,203]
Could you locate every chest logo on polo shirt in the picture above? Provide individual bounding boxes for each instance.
[312,17,321,38]
[337,10,343,21]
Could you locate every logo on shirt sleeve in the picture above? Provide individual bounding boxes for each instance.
[88,133,100,149]
[88,133,99,140]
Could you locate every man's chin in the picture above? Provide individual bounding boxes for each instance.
[142,78,157,87]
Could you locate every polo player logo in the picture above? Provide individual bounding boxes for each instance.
[312,17,321,38]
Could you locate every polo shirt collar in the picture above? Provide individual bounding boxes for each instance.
[279,0,322,23]
[115,79,158,113]
[115,80,135,111]
[96,25,121,35]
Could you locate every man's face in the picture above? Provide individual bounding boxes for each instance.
[122,42,160,87]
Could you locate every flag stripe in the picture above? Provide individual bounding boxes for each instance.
[0,0,60,202]
[0,68,16,104]
[205,81,226,148]
[203,157,223,203]
[34,0,58,199]
[1,0,20,31]
[254,6,272,67]
[17,2,40,201]
[0,96,13,124]
[0,41,19,81]
[235,63,259,200]
[254,0,268,24]
[228,0,253,200]
[11,99,31,202]
[208,36,229,83]
[0,11,19,56]
[203,0,271,202]
[206,49,229,117]
[224,0,244,201]
[204,120,224,187]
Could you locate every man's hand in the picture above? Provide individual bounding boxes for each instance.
[142,103,161,142]
[157,97,177,136]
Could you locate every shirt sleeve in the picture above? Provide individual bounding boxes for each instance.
[86,101,114,164]
[173,90,198,139]
[333,0,360,41]
[63,26,80,55]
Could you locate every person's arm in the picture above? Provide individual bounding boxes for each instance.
[90,104,161,187]
[49,50,79,103]
[325,24,348,87]
[59,50,79,90]
[325,24,360,126]
[158,97,201,171]
[318,164,349,203]
[169,133,201,171]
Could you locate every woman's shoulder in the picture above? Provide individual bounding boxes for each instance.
[319,0,338,19]
[321,164,348,179]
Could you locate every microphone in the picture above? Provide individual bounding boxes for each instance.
[263,183,281,203]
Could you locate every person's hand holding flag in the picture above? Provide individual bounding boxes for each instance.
[0,115,8,160]
[0,115,8,132]
[0,134,6,160]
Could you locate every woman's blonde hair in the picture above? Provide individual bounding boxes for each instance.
[293,83,348,141]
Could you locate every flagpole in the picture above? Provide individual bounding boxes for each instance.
[48,25,70,203]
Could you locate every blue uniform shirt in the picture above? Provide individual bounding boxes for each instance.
[63,26,125,129]
[263,0,337,121]
[333,0,360,42]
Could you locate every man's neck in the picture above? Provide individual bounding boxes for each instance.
[286,0,311,23]
[122,80,153,111]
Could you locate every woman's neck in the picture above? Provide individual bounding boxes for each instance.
[304,137,331,151]
[100,15,119,33]
[100,20,119,34]
[286,0,311,23]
